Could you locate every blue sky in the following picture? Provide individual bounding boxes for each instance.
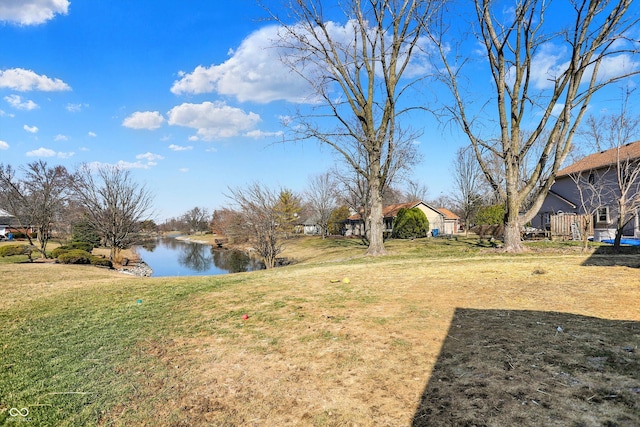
[1,0,639,221]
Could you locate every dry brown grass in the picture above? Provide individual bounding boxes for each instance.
[123,251,639,426]
[2,237,638,426]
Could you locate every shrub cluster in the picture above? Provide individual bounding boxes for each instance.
[0,244,31,257]
[475,204,506,225]
[52,241,112,268]
[392,208,429,239]
[52,242,96,258]
[57,249,93,264]
[90,257,113,268]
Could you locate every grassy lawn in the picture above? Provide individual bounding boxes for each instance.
[0,236,638,426]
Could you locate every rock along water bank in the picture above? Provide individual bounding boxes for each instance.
[118,260,153,277]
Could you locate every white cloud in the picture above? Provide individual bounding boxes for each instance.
[122,111,165,130]
[88,158,159,170]
[88,131,97,137]
[24,124,38,133]
[171,22,434,104]
[245,129,284,139]
[115,160,154,169]
[115,161,148,169]
[0,140,9,150]
[57,151,74,159]
[589,54,640,84]
[66,103,88,112]
[0,68,71,91]
[178,168,189,173]
[136,152,164,163]
[167,101,261,140]
[104,152,165,170]
[514,43,640,90]
[526,44,570,90]
[0,0,69,25]
[168,144,193,151]
[171,26,315,104]
[54,134,68,141]
[26,147,55,157]
[4,94,38,110]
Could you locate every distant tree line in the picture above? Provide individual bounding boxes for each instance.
[0,161,155,261]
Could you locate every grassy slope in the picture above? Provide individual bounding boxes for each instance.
[0,237,638,426]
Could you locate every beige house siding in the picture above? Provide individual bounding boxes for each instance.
[345,201,459,237]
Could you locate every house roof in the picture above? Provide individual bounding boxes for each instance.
[348,201,423,221]
[436,207,460,220]
[348,201,456,221]
[0,208,15,224]
[382,201,423,218]
[558,140,640,177]
[547,190,577,209]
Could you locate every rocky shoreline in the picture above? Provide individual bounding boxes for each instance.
[118,260,153,277]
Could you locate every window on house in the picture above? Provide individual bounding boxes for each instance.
[588,172,595,184]
[596,207,609,223]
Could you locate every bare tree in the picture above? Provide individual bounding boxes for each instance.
[429,0,639,252]
[579,91,640,250]
[569,170,605,251]
[226,182,284,269]
[210,208,245,238]
[305,172,339,238]
[451,146,485,236]
[333,162,371,238]
[611,150,640,248]
[0,161,71,258]
[403,179,429,202]
[182,206,210,234]
[270,0,436,255]
[72,164,154,261]
[579,99,640,154]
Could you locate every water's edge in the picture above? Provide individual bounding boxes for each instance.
[118,260,153,277]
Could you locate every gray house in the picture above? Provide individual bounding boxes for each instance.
[0,208,16,237]
[533,141,640,240]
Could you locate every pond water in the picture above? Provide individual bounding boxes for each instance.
[134,238,264,277]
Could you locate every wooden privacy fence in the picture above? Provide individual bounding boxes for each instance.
[550,213,593,241]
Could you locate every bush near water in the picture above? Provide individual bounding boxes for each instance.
[52,242,113,268]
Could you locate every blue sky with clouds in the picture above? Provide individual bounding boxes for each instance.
[1,0,639,220]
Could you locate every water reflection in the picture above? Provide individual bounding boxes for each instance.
[136,238,263,277]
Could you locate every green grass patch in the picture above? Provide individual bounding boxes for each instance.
[0,276,229,426]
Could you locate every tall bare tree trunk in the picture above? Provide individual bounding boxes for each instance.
[430,0,638,253]
[272,0,431,256]
[503,207,522,253]
[503,152,525,252]
[366,176,386,256]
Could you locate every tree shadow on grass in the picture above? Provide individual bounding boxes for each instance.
[412,309,639,427]
[582,245,640,267]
